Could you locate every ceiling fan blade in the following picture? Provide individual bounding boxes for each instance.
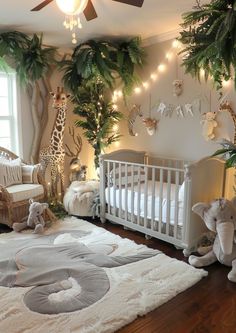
[83,0,98,21]
[31,0,54,11]
[112,0,144,7]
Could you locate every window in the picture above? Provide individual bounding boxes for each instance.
[0,72,20,154]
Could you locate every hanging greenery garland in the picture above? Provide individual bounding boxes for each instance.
[179,0,236,90]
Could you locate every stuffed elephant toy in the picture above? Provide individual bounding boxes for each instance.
[189,197,236,282]
[13,199,49,234]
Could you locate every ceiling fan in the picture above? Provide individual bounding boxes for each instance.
[31,0,144,21]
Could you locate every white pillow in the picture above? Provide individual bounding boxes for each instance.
[21,164,40,184]
[0,157,22,187]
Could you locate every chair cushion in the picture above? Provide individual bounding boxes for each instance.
[6,184,44,202]
[0,157,22,187]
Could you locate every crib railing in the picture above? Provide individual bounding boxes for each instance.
[100,158,192,248]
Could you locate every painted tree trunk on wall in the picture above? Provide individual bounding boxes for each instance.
[27,77,51,163]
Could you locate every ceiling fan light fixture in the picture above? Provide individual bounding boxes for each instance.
[56,0,89,44]
[56,0,88,15]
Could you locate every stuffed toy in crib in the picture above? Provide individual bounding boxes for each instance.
[189,197,236,282]
[13,199,49,234]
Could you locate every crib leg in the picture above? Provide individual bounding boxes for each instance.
[183,248,193,257]
[100,217,106,224]
[145,234,152,240]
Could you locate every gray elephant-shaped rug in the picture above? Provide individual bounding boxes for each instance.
[0,230,158,314]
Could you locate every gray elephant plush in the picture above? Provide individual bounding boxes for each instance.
[13,199,49,234]
[189,197,236,282]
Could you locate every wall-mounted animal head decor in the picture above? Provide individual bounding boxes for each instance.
[173,79,183,97]
[142,118,158,136]
[69,157,87,183]
[128,104,143,136]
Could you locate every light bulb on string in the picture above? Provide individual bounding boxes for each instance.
[142,82,149,89]
[134,87,141,94]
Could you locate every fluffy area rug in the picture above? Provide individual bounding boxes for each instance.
[0,217,207,333]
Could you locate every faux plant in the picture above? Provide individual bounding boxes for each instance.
[61,37,144,168]
[213,139,236,168]
[61,37,145,97]
[0,31,56,84]
[0,31,57,163]
[213,138,236,193]
[74,81,123,168]
[179,0,236,90]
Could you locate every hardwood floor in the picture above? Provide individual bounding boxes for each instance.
[92,220,236,333]
[1,220,236,333]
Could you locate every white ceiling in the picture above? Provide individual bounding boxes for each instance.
[0,0,196,48]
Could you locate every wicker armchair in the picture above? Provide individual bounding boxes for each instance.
[0,146,54,227]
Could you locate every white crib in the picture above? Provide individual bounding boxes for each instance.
[99,149,226,255]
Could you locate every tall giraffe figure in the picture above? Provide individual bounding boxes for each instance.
[39,87,70,198]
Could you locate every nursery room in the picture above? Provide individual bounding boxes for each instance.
[1,0,236,332]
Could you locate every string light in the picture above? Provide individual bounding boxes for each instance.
[142,82,149,89]
[200,68,205,78]
[166,52,173,61]
[158,64,166,72]
[113,124,119,131]
[134,87,141,94]
[117,90,123,98]
[150,73,157,81]
[222,79,231,87]
[111,38,183,99]
[172,39,181,49]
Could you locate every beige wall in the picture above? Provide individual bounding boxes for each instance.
[109,39,235,163]
[19,39,236,188]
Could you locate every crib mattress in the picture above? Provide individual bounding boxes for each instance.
[105,181,184,226]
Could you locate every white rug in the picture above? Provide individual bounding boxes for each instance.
[0,217,207,333]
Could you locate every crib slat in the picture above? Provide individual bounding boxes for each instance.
[144,166,148,228]
[131,164,134,224]
[158,168,163,232]
[113,162,116,216]
[174,171,180,238]
[118,162,122,218]
[137,166,141,225]
[125,163,128,221]
[151,167,155,230]
[107,161,111,215]
[166,170,171,235]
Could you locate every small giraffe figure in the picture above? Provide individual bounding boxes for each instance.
[39,87,70,199]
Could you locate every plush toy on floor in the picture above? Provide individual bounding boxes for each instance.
[13,199,49,234]
[189,197,236,282]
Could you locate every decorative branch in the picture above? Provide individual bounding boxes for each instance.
[65,126,83,158]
